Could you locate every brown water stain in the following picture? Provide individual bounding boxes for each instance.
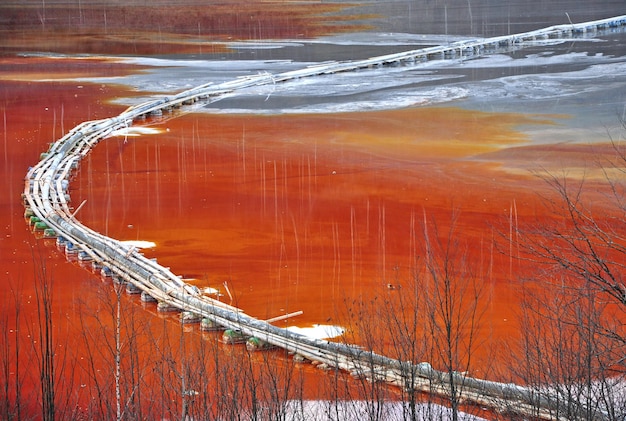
[0,56,149,81]
[479,140,626,180]
[0,2,372,55]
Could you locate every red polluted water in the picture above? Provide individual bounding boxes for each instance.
[72,108,565,377]
[2,4,626,417]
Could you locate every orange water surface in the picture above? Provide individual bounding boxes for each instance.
[71,106,563,377]
[2,13,625,418]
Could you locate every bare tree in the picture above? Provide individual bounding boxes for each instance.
[23,248,82,421]
[338,210,489,421]
[509,122,626,419]
[75,279,153,420]
[0,282,25,420]
[420,212,486,421]
[378,267,432,421]
[514,271,626,419]
[341,296,396,421]
[31,258,56,421]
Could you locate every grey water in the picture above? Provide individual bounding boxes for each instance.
[67,1,626,145]
[89,30,624,143]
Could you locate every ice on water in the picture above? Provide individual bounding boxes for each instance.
[64,30,624,118]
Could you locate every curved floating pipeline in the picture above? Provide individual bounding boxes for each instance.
[23,15,625,420]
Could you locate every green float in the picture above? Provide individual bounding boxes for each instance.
[221,329,246,344]
[33,221,48,230]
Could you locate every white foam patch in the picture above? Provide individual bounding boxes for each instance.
[286,324,344,339]
[116,56,295,70]
[459,50,610,69]
[227,41,305,50]
[243,32,478,47]
[469,60,626,102]
[202,86,468,114]
[107,127,162,138]
[201,287,221,295]
[120,240,156,249]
